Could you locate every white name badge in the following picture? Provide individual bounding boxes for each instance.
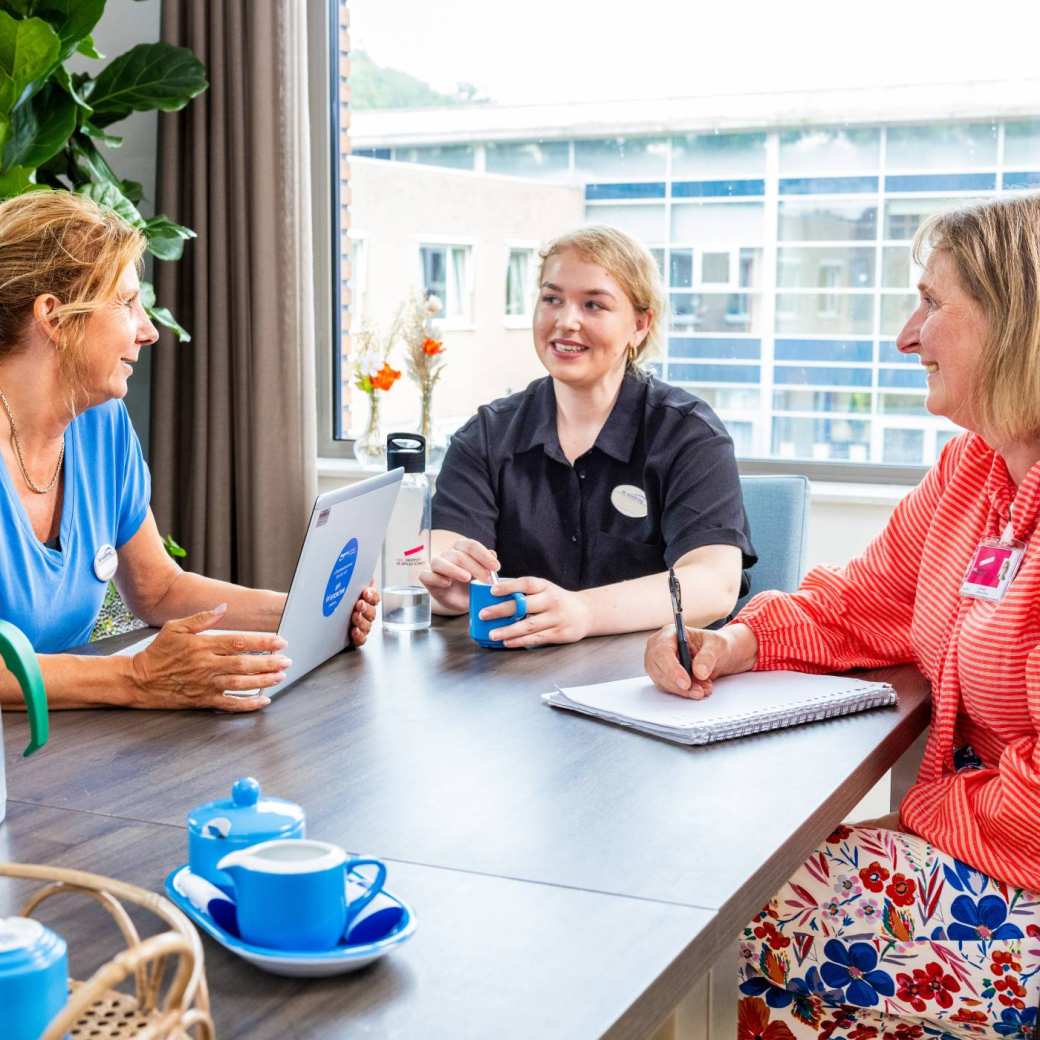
[93,544,118,582]
[610,484,648,519]
[960,523,1025,602]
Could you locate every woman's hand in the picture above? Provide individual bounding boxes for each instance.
[644,622,758,699]
[127,604,291,712]
[420,537,499,614]
[479,577,594,648]
[350,583,379,647]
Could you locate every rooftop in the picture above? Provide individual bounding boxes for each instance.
[350,79,1040,148]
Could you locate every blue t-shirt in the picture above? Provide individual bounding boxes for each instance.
[0,400,151,652]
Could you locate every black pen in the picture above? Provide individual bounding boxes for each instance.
[668,568,694,679]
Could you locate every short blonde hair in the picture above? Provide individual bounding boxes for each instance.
[913,194,1040,445]
[0,190,146,388]
[538,225,665,370]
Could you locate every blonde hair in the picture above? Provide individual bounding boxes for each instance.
[538,224,665,370]
[0,190,146,389]
[913,194,1040,445]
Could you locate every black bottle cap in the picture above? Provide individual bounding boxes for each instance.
[386,432,426,473]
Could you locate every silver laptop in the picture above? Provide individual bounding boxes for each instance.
[274,468,402,693]
[116,469,403,697]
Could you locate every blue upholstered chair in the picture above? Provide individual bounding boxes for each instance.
[736,475,810,612]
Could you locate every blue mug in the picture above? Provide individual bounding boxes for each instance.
[0,917,68,1040]
[217,839,387,951]
[469,581,527,649]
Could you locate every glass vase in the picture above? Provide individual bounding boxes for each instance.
[418,384,448,467]
[353,393,386,469]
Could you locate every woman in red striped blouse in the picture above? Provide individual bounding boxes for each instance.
[646,196,1040,1039]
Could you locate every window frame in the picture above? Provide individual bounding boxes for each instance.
[416,236,476,329]
[312,0,353,458]
[504,240,540,326]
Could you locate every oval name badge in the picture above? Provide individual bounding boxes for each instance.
[93,544,118,582]
[610,484,648,519]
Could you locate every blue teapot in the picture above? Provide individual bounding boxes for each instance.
[0,620,49,825]
[187,777,305,893]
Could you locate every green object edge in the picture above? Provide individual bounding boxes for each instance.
[0,619,48,756]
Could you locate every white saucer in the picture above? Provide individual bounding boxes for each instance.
[165,865,416,977]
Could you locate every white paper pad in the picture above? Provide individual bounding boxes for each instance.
[542,671,897,745]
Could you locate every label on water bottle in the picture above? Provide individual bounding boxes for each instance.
[395,543,428,568]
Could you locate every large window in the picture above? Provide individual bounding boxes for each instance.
[334,2,1038,474]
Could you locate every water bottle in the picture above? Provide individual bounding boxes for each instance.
[381,433,432,631]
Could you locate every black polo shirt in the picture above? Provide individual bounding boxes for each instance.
[432,373,756,592]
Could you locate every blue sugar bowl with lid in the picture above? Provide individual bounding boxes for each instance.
[0,916,68,1040]
[187,777,305,894]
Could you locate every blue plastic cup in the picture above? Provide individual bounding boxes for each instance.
[469,581,527,649]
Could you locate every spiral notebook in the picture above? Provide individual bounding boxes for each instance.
[542,671,897,745]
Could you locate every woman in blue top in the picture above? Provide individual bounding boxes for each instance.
[0,191,377,711]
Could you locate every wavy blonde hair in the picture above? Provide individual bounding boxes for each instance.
[913,194,1040,445]
[0,190,146,391]
[538,224,665,370]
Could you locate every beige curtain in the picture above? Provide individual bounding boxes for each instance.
[150,0,317,590]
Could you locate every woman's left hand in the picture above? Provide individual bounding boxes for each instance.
[350,583,380,647]
[478,577,593,648]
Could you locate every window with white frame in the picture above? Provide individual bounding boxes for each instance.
[505,247,536,319]
[420,244,472,322]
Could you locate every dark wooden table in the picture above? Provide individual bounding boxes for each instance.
[0,620,931,1038]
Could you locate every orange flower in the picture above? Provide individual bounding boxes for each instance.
[370,362,401,392]
[422,337,445,356]
[738,998,796,1040]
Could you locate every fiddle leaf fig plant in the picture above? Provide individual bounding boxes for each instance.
[0,1,208,341]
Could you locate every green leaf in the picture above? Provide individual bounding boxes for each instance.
[0,11,60,119]
[144,215,195,261]
[33,147,71,189]
[89,42,207,128]
[3,77,74,171]
[80,118,121,147]
[68,131,121,187]
[120,177,142,204]
[140,280,191,342]
[162,533,187,559]
[29,0,105,62]
[77,179,144,228]
[53,63,91,113]
[0,162,33,197]
[75,34,102,60]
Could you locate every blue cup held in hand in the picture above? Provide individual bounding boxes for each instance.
[469,581,527,649]
[217,839,387,951]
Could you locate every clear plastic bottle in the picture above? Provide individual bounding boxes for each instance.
[381,433,432,631]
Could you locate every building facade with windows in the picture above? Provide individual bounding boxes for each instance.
[347,81,1040,468]
[346,157,582,437]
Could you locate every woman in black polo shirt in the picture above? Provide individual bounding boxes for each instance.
[420,225,756,647]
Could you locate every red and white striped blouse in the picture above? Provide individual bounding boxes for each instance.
[737,433,1040,891]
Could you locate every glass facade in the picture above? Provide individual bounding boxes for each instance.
[354,120,1040,466]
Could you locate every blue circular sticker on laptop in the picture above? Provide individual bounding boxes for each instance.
[323,537,359,617]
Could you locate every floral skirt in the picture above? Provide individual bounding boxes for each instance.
[738,825,1040,1040]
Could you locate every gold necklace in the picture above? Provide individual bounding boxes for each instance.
[0,388,64,495]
